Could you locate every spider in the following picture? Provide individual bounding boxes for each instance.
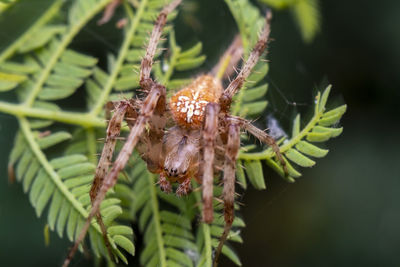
[63,0,286,266]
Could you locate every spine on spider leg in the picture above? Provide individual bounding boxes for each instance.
[214,123,240,267]
[202,103,220,223]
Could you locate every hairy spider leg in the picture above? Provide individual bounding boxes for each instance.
[214,123,240,267]
[62,1,181,266]
[89,101,132,260]
[202,103,220,223]
[213,10,289,265]
[230,115,288,174]
[140,0,182,87]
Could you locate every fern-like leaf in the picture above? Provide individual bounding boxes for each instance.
[0,0,64,90]
[153,30,206,91]
[239,85,347,185]
[122,154,198,267]
[8,119,134,263]
[0,0,345,266]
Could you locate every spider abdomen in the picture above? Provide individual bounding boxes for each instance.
[169,75,222,129]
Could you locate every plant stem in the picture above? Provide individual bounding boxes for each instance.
[161,30,181,86]
[0,101,105,128]
[192,181,212,267]
[18,117,103,236]
[148,173,167,267]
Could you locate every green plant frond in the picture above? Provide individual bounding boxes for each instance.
[0,0,64,63]
[239,85,347,185]
[225,0,265,54]
[0,0,345,265]
[210,214,244,266]
[0,0,111,127]
[121,154,199,267]
[224,0,270,118]
[84,0,181,117]
[23,47,98,102]
[193,185,245,267]
[0,0,63,91]
[8,118,134,263]
[258,0,321,43]
[232,62,269,117]
[17,25,67,54]
[0,0,109,104]
[292,0,321,43]
[258,0,296,9]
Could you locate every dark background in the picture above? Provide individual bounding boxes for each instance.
[0,0,399,266]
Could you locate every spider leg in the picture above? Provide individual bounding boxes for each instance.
[63,85,166,267]
[62,1,180,266]
[140,0,182,88]
[214,123,240,267]
[229,115,288,175]
[89,101,133,260]
[202,103,220,223]
[176,177,192,196]
[97,0,122,26]
[219,11,272,113]
[158,173,172,193]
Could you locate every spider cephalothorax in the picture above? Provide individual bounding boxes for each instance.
[63,1,286,266]
[170,75,223,128]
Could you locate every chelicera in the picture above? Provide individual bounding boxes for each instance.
[63,1,286,266]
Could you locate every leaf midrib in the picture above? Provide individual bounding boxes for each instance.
[23,0,112,107]
[18,117,103,236]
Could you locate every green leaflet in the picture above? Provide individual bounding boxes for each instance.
[258,0,321,43]
[128,156,198,267]
[239,85,346,186]
[243,160,267,189]
[1,0,136,264]
[292,0,321,43]
[154,30,206,90]
[295,141,328,158]
[0,71,27,91]
[0,0,64,63]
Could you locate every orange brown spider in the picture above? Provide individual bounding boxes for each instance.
[63,1,286,266]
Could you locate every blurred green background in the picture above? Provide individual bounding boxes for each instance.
[1,0,399,266]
